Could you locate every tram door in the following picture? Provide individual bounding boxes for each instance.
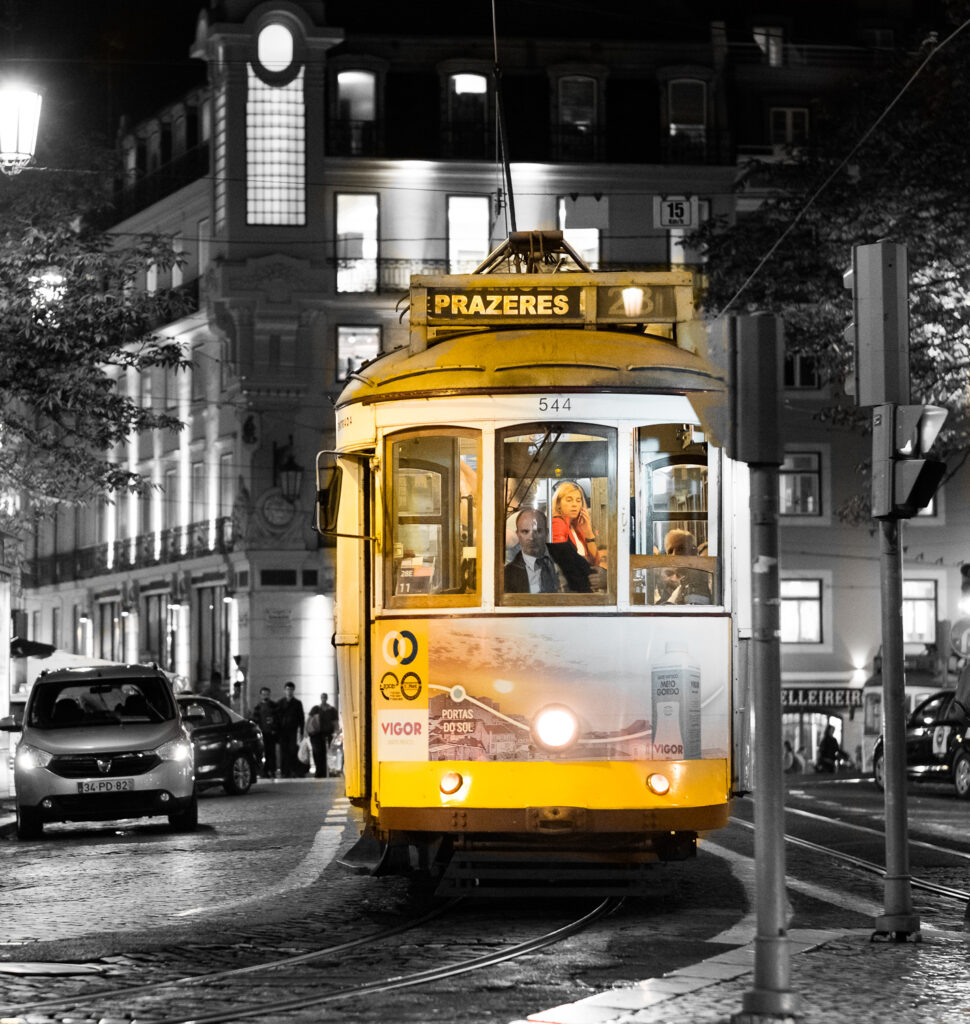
[332,454,371,800]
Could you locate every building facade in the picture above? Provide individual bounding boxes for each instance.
[16,1,964,766]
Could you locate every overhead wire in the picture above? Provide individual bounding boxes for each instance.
[713,16,970,320]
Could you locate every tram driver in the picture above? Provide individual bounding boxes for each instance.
[504,508,604,595]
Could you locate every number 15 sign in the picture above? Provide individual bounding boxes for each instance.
[654,194,699,228]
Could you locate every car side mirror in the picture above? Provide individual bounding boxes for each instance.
[0,715,22,731]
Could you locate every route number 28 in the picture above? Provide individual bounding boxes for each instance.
[538,397,571,412]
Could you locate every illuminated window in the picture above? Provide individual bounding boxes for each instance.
[219,452,234,517]
[336,326,380,381]
[448,196,490,273]
[336,70,376,155]
[903,580,937,643]
[779,452,822,516]
[781,579,822,643]
[336,193,378,292]
[753,25,785,67]
[557,196,604,269]
[246,67,306,225]
[257,23,294,73]
[191,461,206,525]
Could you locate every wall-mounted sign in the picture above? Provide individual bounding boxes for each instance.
[654,194,699,229]
[782,687,864,709]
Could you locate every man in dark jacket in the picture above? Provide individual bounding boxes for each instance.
[249,687,279,778]
[277,681,305,778]
[503,508,598,594]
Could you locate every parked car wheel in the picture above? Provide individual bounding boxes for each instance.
[872,750,885,791]
[224,753,255,795]
[169,794,199,832]
[953,752,970,799]
[16,805,43,840]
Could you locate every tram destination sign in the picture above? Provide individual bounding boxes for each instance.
[424,283,679,324]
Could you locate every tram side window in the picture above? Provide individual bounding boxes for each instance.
[499,425,614,604]
[386,430,480,605]
[631,424,717,606]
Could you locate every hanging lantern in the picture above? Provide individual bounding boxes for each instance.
[0,85,42,175]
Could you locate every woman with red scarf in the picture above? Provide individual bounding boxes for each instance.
[551,481,600,565]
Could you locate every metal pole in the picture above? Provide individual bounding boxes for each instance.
[735,465,800,1022]
[874,518,920,939]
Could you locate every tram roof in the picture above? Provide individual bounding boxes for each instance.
[335,328,725,409]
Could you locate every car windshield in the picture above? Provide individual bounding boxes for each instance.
[28,677,176,729]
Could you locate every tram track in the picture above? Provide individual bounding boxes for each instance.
[730,815,970,904]
[0,896,622,1024]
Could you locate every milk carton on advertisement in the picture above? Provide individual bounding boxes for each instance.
[651,642,701,759]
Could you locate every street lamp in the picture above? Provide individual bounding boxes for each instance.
[0,84,42,175]
[278,454,305,503]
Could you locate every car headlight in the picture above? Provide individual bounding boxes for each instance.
[15,743,53,771]
[531,704,580,752]
[157,738,193,763]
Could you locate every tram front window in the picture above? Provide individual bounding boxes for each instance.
[631,424,717,606]
[386,430,480,606]
[499,425,614,604]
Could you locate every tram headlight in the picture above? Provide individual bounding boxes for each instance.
[646,772,671,796]
[440,771,464,795]
[531,705,580,752]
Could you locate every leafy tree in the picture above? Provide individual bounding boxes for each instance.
[0,142,189,527]
[692,11,970,515]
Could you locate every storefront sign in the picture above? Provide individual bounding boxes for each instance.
[783,687,863,709]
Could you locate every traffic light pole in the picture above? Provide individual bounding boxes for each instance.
[735,462,801,1022]
[874,516,920,940]
[724,314,800,1022]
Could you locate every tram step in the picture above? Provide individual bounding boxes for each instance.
[434,850,671,898]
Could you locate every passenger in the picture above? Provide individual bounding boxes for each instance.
[504,508,601,594]
[551,481,600,566]
[658,528,712,605]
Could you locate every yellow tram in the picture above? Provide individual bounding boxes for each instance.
[318,232,749,890]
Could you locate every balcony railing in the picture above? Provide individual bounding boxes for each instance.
[327,119,380,157]
[26,517,235,587]
[116,143,210,219]
[333,257,451,294]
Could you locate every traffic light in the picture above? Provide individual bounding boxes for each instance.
[723,313,785,465]
[843,241,910,407]
[870,403,947,519]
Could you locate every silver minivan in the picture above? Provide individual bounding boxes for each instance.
[2,664,196,839]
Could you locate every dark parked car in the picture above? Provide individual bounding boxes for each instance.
[177,695,264,795]
[872,686,970,798]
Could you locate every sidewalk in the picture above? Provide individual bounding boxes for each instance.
[511,926,970,1024]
